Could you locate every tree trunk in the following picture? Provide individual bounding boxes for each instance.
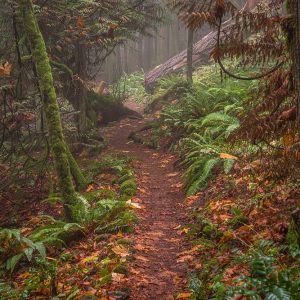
[186,28,194,84]
[286,0,300,231]
[75,42,87,134]
[286,0,300,128]
[19,0,88,223]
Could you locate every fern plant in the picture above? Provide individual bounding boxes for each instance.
[28,216,84,247]
[201,111,240,139]
[225,255,300,300]
[179,132,237,195]
[154,65,251,195]
[0,228,46,273]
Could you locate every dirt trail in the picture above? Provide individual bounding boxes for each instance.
[101,109,189,299]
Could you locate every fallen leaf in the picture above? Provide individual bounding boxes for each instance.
[138,188,146,193]
[219,153,238,160]
[176,255,194,263]
[126,199,143,209]
[184,195,200,206]
[283,133,295,146]
[231,294,247,300]
[18,272,31,279]
[176,292,192,299]
[86,184,94,192]
[76,16,85,27]
[0,62,12,76]
[135,255,149,262]
[111,245,129,258]
[112,272,125,283]
[179,227,190,234]
[167,172,179,177]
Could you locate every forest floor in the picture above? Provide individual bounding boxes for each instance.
[100,101,190,299]
[1,99,300,299]
[0,101,193,300]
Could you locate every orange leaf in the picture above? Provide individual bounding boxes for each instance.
[219,153,238,160]
[283,133,295,146]
[176,292,192,299]
[0,62,12,76]
[111,245,129,257]
[18,272,31,279]
[112,272,125,283]
[76,16,85,28]
[86,184,93,192]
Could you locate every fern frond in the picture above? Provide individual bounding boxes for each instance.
[186,158,221,196]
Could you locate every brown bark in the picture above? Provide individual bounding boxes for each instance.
[286,1,300,221]
[286,0,300,128]
[186,28,194,84]
[75,42,87,134]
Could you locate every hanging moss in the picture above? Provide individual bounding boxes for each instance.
[19,0,88,223]
[50,60,74,77]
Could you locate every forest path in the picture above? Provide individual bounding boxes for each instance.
[101,105,189,299]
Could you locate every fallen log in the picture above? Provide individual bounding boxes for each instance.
[144,0,260,90]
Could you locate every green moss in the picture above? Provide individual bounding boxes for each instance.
[66,145,88,191]
[50,59,73,76]
[87,91,140,124]
[20,0,88,223]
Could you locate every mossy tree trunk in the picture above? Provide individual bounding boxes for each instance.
[19,0,88,222]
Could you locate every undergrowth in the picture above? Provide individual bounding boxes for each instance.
[0,154,138,299]
[147,64,300,299]
[151,65,256,195]
[109,70,150,103]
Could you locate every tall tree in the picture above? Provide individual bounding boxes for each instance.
[286,0,300,229]
[286,1,300,127]
[19,0,88,222]
[186,28,194,84]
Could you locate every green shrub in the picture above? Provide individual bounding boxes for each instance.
[0,228,46,273]
[153,64,255,195]
[120,179,137,196]
[225,255,300,299]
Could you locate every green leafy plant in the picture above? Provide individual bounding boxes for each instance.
[225,255,300,300]
[110,70,150,103]
[152,65,253,195]
[0,228,46,273]
[28,217,84,247]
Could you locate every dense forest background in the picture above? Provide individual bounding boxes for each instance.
[101,18,210,83]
